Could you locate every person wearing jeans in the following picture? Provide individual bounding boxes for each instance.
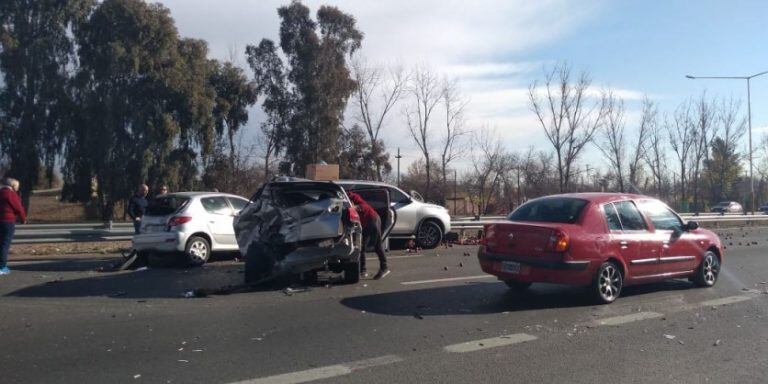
[127,184,149,234]
[0,177,27,275]
[348,192,390,280]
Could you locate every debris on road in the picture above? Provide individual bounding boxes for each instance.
[283,286,310,296]
[663,334,676,340]
[413,312,424,320]
[714,339,722,346]
[109,291,127,298]
[133,374,141,379]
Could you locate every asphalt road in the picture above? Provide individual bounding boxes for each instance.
[1,228,768,384]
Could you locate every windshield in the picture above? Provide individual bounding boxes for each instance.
[145,195,190,216]
[508,197,588,224]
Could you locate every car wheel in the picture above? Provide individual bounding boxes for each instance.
[591,261,622,304]
[692,251,719,287]
[504,280,532,292]
[416,220,443,249]
[185,236,210,266]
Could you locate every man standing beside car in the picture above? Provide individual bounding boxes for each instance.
[348,192,390,280]
[127,184,149,234]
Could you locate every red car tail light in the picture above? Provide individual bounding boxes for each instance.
[546,230,569,252]
[346,206,361,223]
[482,224,496,248]
[167,216,193,230]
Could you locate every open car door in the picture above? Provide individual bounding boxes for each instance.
[347,188,397,241]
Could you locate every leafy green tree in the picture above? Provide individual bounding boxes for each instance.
[247,1,362,176]
[209,60,257,173]
[0,0,93,209]
[704,137,742,203]
[338,124,391,179]
[71,0,216,218]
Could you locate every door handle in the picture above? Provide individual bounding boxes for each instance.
[620,241,629,249]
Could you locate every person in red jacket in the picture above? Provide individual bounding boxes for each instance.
[348,192,390,280]
[0,177,27,275]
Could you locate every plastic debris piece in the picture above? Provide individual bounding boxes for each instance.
[663,334,676,340]
[714,339,722,346]
[133,374,141,379]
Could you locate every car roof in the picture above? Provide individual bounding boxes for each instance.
[335,180,397,188]
[162,192,247,199]
[532,192,656,205]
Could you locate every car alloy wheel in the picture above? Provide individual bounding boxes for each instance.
[186,236,210,266]
[416,221,442,249]
[694,251,719,287]
[593,262,622,304]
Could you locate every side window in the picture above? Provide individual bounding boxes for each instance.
[614,201,647,231]
[388,187,410,204]
[638,200,683,231]
[604,203,622,231]
[201,197,232,215]
[228,197,249,212]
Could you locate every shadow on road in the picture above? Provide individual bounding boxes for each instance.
[340,279,696,317]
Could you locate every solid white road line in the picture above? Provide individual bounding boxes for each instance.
[589,311,664,327]
[443,333,538,353]
[401,275,495,286]
[229,355,403,384]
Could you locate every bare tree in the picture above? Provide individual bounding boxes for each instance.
[466,128,506,214]
[440,77,468,191]
[627,97,653,191]
[529,63,608,192]
[641,99,667,197]
[351,57,406,180]
[405,65,442,200]
[666,101,696,209]
[595,91,627,192]
[690,94,718,212]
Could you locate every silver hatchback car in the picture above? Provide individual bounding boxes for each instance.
[132,192,250,265]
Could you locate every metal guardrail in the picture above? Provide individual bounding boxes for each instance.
[12,213,768,245]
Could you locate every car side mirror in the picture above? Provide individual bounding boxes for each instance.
[685,221,699,231]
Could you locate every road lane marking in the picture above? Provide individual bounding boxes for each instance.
[401,275,495,286]
[699,295,752,307]
[443,333,538,353]
[229,355,403,384]
[588,311,664,327]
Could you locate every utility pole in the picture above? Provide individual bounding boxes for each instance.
[395,148,402,188]
[516,166,522,207]
[453,169,458,215]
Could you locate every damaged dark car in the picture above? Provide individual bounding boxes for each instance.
[234,178,395,285]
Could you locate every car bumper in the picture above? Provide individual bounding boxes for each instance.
[477,247,593,285]
[132,231,187,253]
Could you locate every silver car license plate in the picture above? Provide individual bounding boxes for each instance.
[501,261,521,274]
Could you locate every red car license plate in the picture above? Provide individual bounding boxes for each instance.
[501,261,521,274]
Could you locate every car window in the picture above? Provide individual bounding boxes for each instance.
[201,196,233,215]
[388,187,410,204]
[508,197,588,224]
[603,203,622,231]
[145,196,190,216]
[227,197,249,212]
[638,200,683,231]
[613,201,647,231]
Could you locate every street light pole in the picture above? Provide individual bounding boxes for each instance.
[395,147,402,188]
[686,70,768,214]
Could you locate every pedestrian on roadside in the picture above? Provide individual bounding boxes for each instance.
[157,185,169,196]
[347,192,390,280]
[0,177,27,275]
[127,184,149,234]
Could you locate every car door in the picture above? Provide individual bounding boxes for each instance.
[387,186,417,236]
[638,200,698,273]
[226,196,250,215]
[200,196,236,246]
[605,201,658,278]
[348,188,397,240]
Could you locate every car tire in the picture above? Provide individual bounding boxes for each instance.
[416,220,443,249]
[343,257,361,285]
[692,251,720,287]
[591,261,623,304]
[504,280,532,292]
[185,236,210,266]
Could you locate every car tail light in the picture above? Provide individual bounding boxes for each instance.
[481,224,496,248]
[546,230,569,252]
[346,206,361,223]
[167,216,192,230]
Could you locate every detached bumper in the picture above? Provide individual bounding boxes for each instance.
[132,231,186,253]
[477,247,593,285]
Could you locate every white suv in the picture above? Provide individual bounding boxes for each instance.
[132,192,250,265]
[336,180,451,249]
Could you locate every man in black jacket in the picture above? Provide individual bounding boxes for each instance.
[127,184,149,234]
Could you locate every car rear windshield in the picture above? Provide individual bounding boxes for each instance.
[145,196,190,216]
[270,185,344,208]
[508,198,588,224]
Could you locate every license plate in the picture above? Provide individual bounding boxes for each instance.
[501,261,521,274]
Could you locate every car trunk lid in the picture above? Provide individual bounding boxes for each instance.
[485,222,563,256]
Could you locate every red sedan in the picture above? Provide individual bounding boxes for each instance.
[478,193,723,304]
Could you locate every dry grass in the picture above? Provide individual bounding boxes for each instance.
[26,191,126,223]
[8,240,130,258]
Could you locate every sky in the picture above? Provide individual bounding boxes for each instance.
[155,0,768,175]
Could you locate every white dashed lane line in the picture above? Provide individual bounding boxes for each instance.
[444,333,538,353]
[400,275,495,286]
[229,355,403,384]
